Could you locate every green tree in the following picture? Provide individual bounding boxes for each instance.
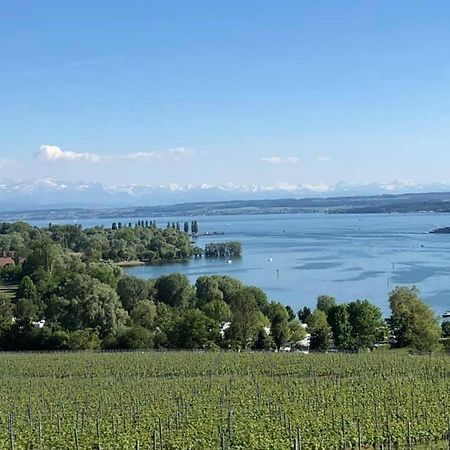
[16,275,38,302]
[212,276,243,304]
[388,286,441,352]
[0,295,14,336]
[23,237,62,277]
[67,329,101,350]
[116,325,153,349]
[307,310,331,352]
[252,328,273,350]
[117,276,154,311]
[316,295,336,316]
[195,276,224,306]
[297,306,311,323]
[228,288,268,349]
[348,299,385,350]
[155,273,193,308]
[130,299,157,329]
[15,298,38,323]
[285,305,296,321]
[288,320,307,343]
[328,304,352,351]
[168,309,220,349]
[201,299,232,323]
[269,302,290,350]
[87,262,122,289]
[58,274,128,337]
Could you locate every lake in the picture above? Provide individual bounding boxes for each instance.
[34,213,450,315]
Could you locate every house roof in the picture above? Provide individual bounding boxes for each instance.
[0,257,15,267]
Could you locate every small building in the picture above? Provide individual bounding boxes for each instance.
[0,256,15,268]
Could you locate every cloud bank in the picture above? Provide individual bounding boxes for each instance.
[37,145,195,163]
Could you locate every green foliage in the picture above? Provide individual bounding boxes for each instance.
[285,305,296,321]
[269,302,290,350]
[168,309,220,349]
[0,352,448,449]
[201,299,232,323]
[328,304,353,351]
[130,299,157,329]
[195,275,224,306]
[288,320,307,343]
[155,273,193,308]
[442,321,450,338]
[204,241,242,258]
[297,306,311,322]
[347,299,385,350]
[252,328,274,350]
[389,286,441,351]
[0,294,14,335]
[307,309,331,351]
[316,295,337,316]
[16,275,38,301]
[56,274,129,337]
[117,276,154,311]
[67,329,101,350]
[115,325,154,349]
[226,287,269,349]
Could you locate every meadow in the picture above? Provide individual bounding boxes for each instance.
[0,351,448,449]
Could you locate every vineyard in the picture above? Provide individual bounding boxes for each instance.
[0,351,448,449]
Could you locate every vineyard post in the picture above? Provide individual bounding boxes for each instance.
[96,418,101,449]
[407,420,412,450]
[74,427,80,450]
[357,419,361,450]
[158,416,163,450]
[447,418,450,450]
[8,413,15,450]
[152,430,157,450]
[38,419,43,450]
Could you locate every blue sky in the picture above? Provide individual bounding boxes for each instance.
[1,1,450,188]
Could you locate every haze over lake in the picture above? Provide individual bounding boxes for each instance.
[33,213,450,315]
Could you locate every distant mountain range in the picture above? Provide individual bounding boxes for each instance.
[1,179,450,221]
[1,178,450,211]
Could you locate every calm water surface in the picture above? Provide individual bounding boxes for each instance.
[35,213,450,314]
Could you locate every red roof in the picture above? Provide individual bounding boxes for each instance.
[0,257,15,267]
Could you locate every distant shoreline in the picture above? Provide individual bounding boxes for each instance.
[2,191,450,222]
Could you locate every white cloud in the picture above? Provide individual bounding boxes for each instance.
[39,145,101,162]
[317,155,331,162]
[261,156,299,165]
[37,145,195,163]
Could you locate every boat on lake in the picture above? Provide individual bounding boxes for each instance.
[430,227,450,234]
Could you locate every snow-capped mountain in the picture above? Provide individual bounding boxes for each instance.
[0,178,449,211]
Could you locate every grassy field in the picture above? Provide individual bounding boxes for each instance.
[0,282,16,299]
[0,351,448,449]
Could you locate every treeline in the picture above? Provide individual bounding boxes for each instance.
[299,289,446,352]
[0,221,194,264]
[0,234,303,350]
[204,242,242,258]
